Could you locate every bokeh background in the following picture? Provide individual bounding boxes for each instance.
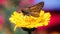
[0,0,60,34]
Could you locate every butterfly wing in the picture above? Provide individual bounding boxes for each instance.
[29,2,44,12]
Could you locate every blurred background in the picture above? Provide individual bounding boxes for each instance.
[0,0,60,34]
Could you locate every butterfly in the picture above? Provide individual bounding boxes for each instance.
[21,2,44,17]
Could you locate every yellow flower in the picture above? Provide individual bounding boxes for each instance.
[9,10,51,31]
